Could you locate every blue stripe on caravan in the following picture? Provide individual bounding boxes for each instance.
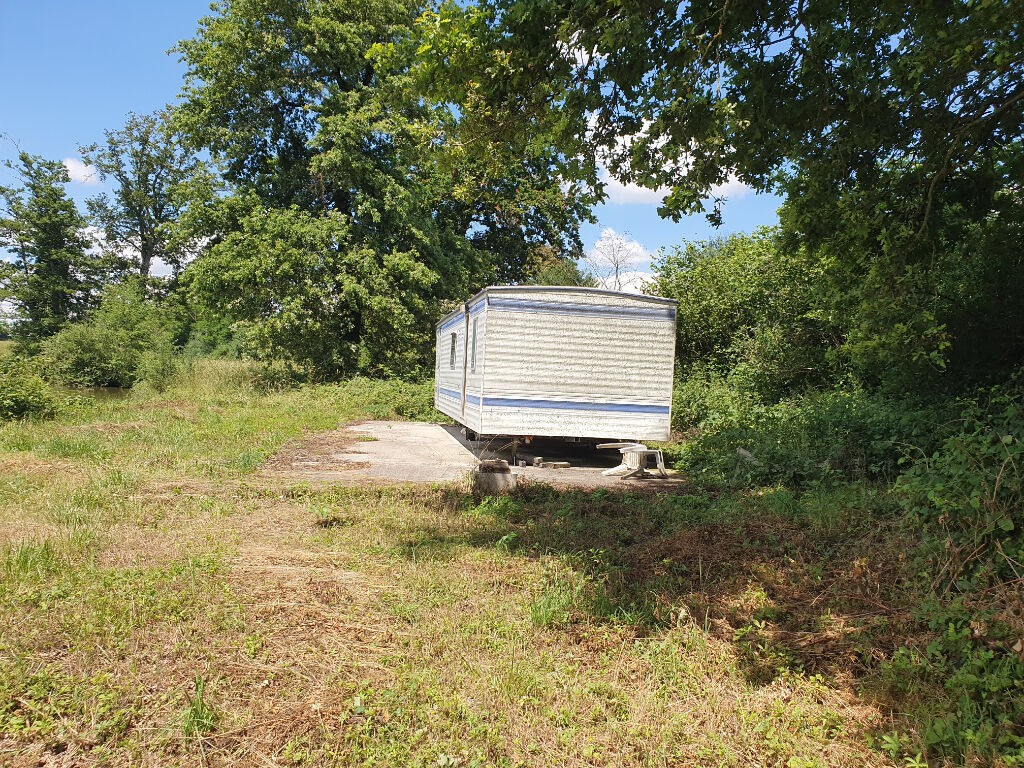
[483,397,669,415]
[437,387,461,400]
[468,300,486,317]
[487,297,675,322]
[438,314,463,333]
[465,393,482,405]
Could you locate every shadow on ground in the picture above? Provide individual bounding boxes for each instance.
[372,480,911,690]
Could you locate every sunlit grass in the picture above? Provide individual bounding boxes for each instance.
[0,359,908,767]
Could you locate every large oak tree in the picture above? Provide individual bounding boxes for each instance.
[421,0,1024,388]
[173,0,590,377]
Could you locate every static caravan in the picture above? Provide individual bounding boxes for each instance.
[434,286,677,442]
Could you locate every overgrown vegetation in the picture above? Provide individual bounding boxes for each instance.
[645,230,1024,765]
[2,1,1022,765]
[0,367,912,765]
[38,282,178,389]
[0,357,60,421]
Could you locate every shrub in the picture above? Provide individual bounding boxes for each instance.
[675,383,948,487]
[38,324,139,388]
[895,376,1024,591]
[671,367,761,433]
[137,347,180,393]
[38,284,178,389]
[332,377,444,422]
[650,229,839,398]
[0,359,60,420]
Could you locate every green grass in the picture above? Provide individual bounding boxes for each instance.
[0,340,13,357]
[0,358,963,767]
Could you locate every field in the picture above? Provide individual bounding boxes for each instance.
[0,363,920,766]
[0,340,13,357]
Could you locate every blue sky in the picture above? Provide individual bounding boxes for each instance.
[0,1,782,271]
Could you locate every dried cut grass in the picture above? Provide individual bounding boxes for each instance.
[0,376,908,767]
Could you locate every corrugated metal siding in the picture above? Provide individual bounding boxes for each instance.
[436,288,677,440]
[485,314,674,397]
[434,310,465,423]
[479,288,675,440]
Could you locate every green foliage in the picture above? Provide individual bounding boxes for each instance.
[651,230,838,401]
[0,666,134,744]
[676,385,944,487]
[330,377,443,422]
[173,0,590,379]
[895,376,1024,591]
[0,357,60,421]
[880,600,1024,762]
[427,1,1024,390]
[527,246,595,287]
[0,153,104,341]
[82,110,214,279]
[39,323,141,389]
[39,283,178,388]
[184,201,440,379]
[181,309,241,359]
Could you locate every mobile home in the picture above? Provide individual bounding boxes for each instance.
[434,286,677,442]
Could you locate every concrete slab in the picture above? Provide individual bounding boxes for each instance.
[262,421,689,490]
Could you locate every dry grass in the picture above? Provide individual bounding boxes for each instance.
[0,374,916,767]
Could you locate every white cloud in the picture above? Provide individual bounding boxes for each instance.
[710,174,752,200]
[600,170,670,206]
[599,167,752,206]
[63,158,98,185]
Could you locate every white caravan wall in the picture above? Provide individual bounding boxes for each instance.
[435,287,677,441]
[434,309,465,423]
[480,289,675,440]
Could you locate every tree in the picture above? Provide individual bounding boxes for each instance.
[650,229,836,399]
[185,200,445,378]
[173,0,591,377]
[584,228,646,292]
[0,153,101,341]
[420,1,1024,389]
[81,111,213,280]
[527,244,595,287]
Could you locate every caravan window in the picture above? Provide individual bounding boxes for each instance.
[470,318,479,373]
[449,333,457,369]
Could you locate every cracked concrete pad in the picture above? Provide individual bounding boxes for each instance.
[263,421,689,490]
[264,421,478,485]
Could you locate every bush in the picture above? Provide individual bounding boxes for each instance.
[38,324,139,388]
[0,359,60,420]
[671,367,761,433]
[137,347,180,393]
[38,284,178,389]
[675,383,948,487]
[895,376,1024,591]
[331,377,444,422]
[650,229,838,398]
